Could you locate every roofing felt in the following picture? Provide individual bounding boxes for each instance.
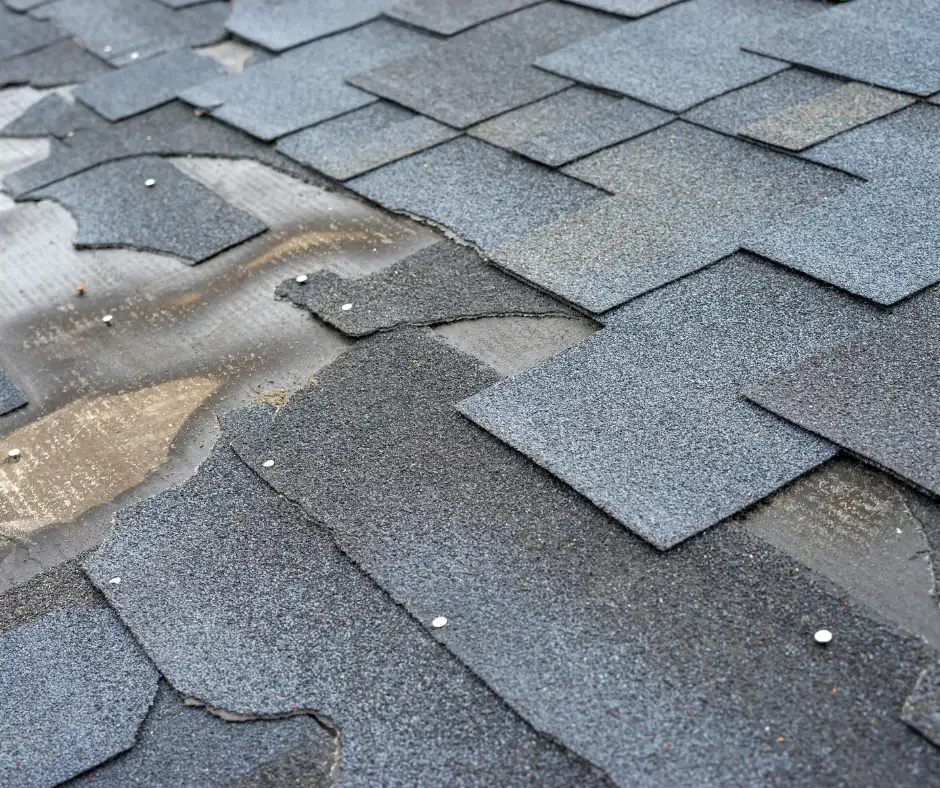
[179,20,431,141]
[0,7,63,63]
[347,2,620,128]
[74,49,225,122]
[903,666,940,749]
[275,240,571,337]
[458,254,884,549]
[82,406,608,787]
[29,156,268,262]
[225,0,386,52]
[276,101,459,181]
[231,328,940,785]
[747,0,940,97]
[746,285,940,497]
[0,38,113,88]
[534,0,822,113]
[0,366,27,415]
[489,120,851,313]
[468,85,673,167]
[348,136,602,251]
[383,0,541,36]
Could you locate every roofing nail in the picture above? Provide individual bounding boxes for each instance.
[814,629,832,645]
[103,46,112,53]
[144,178,156,187]
[341,303,353,311]
[262,459,275,468]
[295,274,308,284]
[108,577,121,585]
[102,314,113,325]
[431,616,448,628]
[129,52,140,60]
[6,448,21,461]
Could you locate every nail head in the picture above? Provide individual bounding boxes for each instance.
[431,616,447,628]
[814,629,832,645]
[262,459,275,468]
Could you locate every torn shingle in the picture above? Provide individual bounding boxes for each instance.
[347,3,620,128]
[0,367,27,416]
[232,328,939,785]
[468,86,672,167]
[347,136,602,252]
[83,406,610,787]
[746,285,940,497]
[74,49,225,122]
[459,254,884,549]
[276,102,459,181]
[490,121,851,313]
[180,20,431,141]
[384,0,541,36]
[29,157,267,263]
[535,0,822,113]
[0,7,64,63]
[276,240,571,337]
[0,38,113,88]
[0,94,98,138]
[226,0,386,52]
[746,0,940,97]
[903,666,940,749]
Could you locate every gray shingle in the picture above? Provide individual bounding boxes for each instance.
[276,240,570,337]
[347,136,603,251]
[4,0,55,11]
[384,0,541,36]
[276,102,459,180]
[0,38,112,88]
[746,0,940,97]
[469,86,672,167]
[75,49,225,122]
[0,6,63,62]
[746,285,940,497]
[231,328,940,785]
[347,2,620,128]
[535,0,822,113]
[903,666,940,749]
[82,406,609,787]
[0,94,106,138]
[490,121,851,313]
[180,20,431,141]
[563,0,684,17]
[459,254,884,549]
[30,157,267,263]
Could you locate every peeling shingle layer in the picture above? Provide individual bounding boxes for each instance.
[0,367,27,416]
[384,0,541,36]
[0,38,112,88]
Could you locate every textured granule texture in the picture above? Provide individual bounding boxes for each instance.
[0,366,27,415]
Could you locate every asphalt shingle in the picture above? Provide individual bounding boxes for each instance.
[468,86,672,167]
[0,7,63,63]
[0,94,106,138]
[384,0,541,35]
[0,38,112,88]
[563,0,683,16]
[904,666,940,749]
[75,49,225,122]
[29,157,267,263]
[535,0,822,113]
[347,2,620,128]
[347,136,603,252]
[0,367,27,415]
[276,102,459,180]
[180,20,431,141]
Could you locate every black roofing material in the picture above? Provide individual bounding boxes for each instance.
[32,0,230,66]
[746,286,940,498]
[75,49,225,122]
[535,0,821,113]
[347,2,619,128]
[0,367,27,416]
[276,102,459,181]
[904,666,940,749]
[469,86,672,167]
[747,0,940,97]
[0,38,112,88]
[276,241,571,337]
[64,682,336,787]
[0,607,159,788]
[459,255,885,549]
[0,6,64,63]
[30,157,267,263]
[83,406,608,787]
[180,20,431,141]
[347,136,602,251]
[233,328,940,784]
[384,0,540,36]
[226,0,385,52]
[490,121,850,313]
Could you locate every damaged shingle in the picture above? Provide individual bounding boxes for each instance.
[0,6,64,63]
[276,240,571,337]
[384,0,541,36]
[903,666,940,750]
[0,367,27,416]
[0,38,113,88]
[0,93,104,138]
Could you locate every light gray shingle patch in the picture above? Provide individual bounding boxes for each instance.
[0,607,159,788]
[806,103,940,181]
[347,136,603,251]
[468,86,672,167]
[32,0,230,66]
[347,3,620,128]
[30,157,267,262]
[459,255,884,549]
[746,0,940,97]
[64,682,336,787]
[179,20,431,141]
[276,102,459,180]
[82,406,609,787]
[491,121,851,313]
[276,240,570,337]
[904,666,940,749]
[746,286,940,497]
[226,0,385,52]
[75,49,225,122]
[0,7,63,62]
[232,329,940,785]
[745,175,940,304]
[0,367,26,416]
[535,0,822,113]
[0,38,113,88]
[383,0,541,36]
